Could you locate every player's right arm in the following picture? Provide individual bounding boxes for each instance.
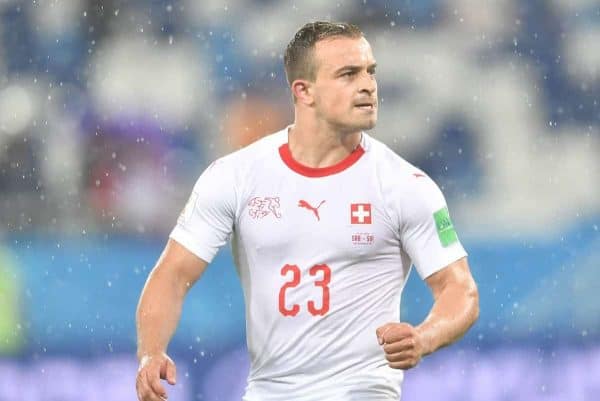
[135,156,237,401]
[135,239,209,401]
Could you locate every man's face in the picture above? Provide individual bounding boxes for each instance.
[310,36,378,132]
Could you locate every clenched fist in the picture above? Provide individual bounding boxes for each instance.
[136,353,177,401]
[376,322,426,370]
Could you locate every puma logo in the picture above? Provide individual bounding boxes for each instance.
[298,200,326,221]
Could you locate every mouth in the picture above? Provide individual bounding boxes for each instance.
[354,103,376,111]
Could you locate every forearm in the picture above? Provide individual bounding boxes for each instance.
[136,268,186,360]
[415,282,479,356]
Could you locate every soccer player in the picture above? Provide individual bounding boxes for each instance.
[136,21,479,401]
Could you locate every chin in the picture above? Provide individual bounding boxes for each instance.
[333,117,377,133]
[365,119,377,130]
[357,117,377,131]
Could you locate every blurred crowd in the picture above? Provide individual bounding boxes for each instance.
[0,0,598,235]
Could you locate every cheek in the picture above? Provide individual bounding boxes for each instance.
[325,87,352,110]
[326,98,348,119]
[315,83,353,116]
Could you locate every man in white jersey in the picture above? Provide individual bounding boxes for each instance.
[136,21,479,401]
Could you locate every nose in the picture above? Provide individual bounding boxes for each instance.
[359,71,377,96]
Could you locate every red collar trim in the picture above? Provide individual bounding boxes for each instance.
[278,143,365,177]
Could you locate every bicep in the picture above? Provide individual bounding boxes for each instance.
[152,239,210,294]
[424,257,477,300]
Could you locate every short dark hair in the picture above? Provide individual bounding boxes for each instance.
[284,21,363,86]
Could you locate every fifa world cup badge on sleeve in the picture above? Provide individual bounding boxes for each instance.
[433,207,458,247]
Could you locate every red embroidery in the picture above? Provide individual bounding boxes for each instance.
[248,197,282,219]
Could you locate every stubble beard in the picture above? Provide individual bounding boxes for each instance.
[351,112,377,131]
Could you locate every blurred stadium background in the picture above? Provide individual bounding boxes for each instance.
[0,0,598,400]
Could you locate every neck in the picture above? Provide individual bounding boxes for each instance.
[288,112,362,168]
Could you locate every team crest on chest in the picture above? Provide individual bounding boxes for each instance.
[248,196,282,219]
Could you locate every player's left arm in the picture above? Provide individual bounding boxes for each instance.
[377,257,479,369]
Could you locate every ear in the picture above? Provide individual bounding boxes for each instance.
[291,79,314,105]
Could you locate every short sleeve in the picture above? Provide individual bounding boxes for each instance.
[169,158,236,263]
[398,175,467,279]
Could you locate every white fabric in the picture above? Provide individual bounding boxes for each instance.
[170,127,467,401]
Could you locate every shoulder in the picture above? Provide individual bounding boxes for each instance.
[365,133,447,220]
[200,128,287,181]
[213,127,288,171]
[364,133,427,186]
[190,128,287,195]
[187,129,288,212]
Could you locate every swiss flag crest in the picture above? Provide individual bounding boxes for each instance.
[350,203,372,224]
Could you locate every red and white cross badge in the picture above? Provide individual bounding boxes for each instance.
[350,203,372,224]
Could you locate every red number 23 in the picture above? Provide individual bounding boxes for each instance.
[278,264,331,317]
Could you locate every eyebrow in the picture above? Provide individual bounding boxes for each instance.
[334,62,377,75]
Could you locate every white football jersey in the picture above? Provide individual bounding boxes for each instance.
[170,126,467,401]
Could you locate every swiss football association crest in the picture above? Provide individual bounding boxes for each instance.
[248,196,282,219]
[350,203,372,224]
